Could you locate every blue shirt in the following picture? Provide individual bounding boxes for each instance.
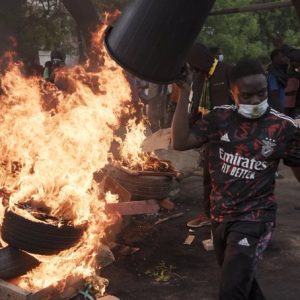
[267,72,285,109]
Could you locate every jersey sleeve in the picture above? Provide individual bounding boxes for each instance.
[283,126,300,167]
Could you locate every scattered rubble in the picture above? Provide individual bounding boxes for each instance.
[184,235,195,245]
[159,198,175,211]
[155,212,184,225]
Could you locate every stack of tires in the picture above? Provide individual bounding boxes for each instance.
[0,207,86,280]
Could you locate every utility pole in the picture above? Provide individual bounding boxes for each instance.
[292,0,300,21]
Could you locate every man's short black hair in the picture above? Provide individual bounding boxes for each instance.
[230,59,266,83]
[270,49,283,61]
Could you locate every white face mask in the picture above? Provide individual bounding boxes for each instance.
[218,54,224,62]
[237,98,269,119]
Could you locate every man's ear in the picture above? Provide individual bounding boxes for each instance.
[230,86,239,107]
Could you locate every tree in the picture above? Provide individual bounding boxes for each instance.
[0,0,78,65]
[3,0,299,68]
[0,0,130,66]
[200,0,300,64]
[0,0,26,57]
[61,0,99,51]
[60,0,129,61]
[292,0,300,21]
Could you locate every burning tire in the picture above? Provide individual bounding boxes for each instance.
[106,165,173,200]
[0,246,40,279]
[1,208,86,255]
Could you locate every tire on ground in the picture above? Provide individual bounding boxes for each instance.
[1,208,86,255]
[0,246,40,279]
[105,166,173,200]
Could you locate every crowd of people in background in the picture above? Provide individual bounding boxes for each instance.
[24,48,66,83]
[268,45,300,118]
[22,35,300,129]
[128,38,300,137]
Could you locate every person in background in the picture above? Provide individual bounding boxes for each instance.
[172,58,300,300]
[272,33,300,118]
[165,84,178,128]
[50,48,66,67]
[209,46,233,107]
[43,61,53,82]
[283,47,300,119]
[267,49,289,112]
[210,46,224,62]
[49,48,66,82]
[284,58,300,118]
[24,56,43,77]
[186,44,233,228]
[125,71,144,122]
[140,83,170,133]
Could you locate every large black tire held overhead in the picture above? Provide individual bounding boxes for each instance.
[106,166,173,200]
[0,246,40,280]
[104,0,216,83]
[1,208,86,255]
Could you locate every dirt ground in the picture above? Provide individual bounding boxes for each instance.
[101,162,300,300]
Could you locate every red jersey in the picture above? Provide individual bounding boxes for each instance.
[192,106,300,222]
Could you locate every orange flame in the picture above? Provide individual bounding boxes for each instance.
[0,11,175,293]
[105,191,119,204]
[0,21,131,292]
[117,119,175,173]
[118,118,149,168]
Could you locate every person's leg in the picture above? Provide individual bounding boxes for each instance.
[147,97,161,133]
[248,278,265,300]
[187,144,211,228]
[203,144,211,218]
[211,222,226,266]
[218,221,272,300]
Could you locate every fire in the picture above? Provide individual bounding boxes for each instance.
[118,118,148,168]
[15,183,111,292]
[0,11,175,294]
[105,191,119,204]
[0,21,131,292]
[117,119,175,173]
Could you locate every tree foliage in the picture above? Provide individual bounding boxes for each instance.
[200,0,300,64]
[1,0,299,65]
[0,0,78,61]
[0,0,130,61]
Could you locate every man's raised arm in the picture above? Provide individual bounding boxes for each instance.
[171,82,208,151]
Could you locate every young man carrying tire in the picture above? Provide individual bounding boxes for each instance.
[171,59,300,299]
